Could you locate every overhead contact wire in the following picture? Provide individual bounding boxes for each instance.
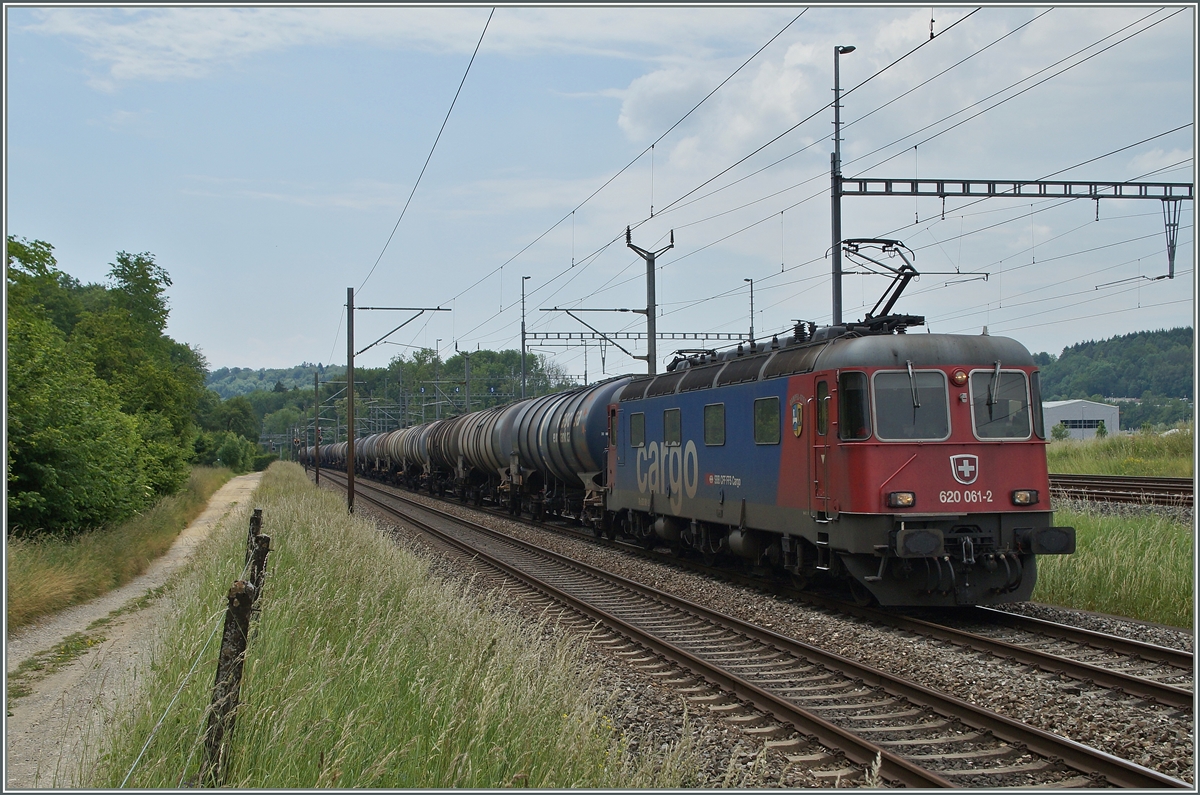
[358,7,495,294]
[449,10,810,341]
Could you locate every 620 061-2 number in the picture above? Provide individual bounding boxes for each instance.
[939,489,993,504]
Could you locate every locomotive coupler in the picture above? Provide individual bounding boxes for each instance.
[962,536,975,566]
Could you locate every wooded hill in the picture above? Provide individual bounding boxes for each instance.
[250,348,579,443]
[206,363,345,398]
[1033,327,1193,429]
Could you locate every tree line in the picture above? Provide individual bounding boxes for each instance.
[6,236,268,537]
[253,347,580,445]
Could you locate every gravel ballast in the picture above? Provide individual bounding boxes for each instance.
[372,484,1193,786]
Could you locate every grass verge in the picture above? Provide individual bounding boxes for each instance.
[1046,425,1194,477]
[6,467,233,632]
[1033,506,1193,628]
[89,462,701,788]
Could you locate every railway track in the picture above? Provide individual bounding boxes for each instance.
[1049,474,1193,507]
[407,478,1193,713]
[322,470,1189,789]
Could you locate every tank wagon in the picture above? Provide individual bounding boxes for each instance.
[311,319,1074,607]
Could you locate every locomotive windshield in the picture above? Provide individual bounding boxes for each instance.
[970,370,1032,439]
[872,370,950,441]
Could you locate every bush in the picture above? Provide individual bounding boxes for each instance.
[252,453,279,471]
[194,430,259,473]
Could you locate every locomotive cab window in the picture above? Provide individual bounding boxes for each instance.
[704,403,725,446]
[609,412,618,447]
[754,397,780,445]
[663,408,681,446]
[630,412,645,448]
[872,370,951,441]
[970,370,1032,439]
[838,372,870,440]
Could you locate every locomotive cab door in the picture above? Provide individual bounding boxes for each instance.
[812,379,832,518]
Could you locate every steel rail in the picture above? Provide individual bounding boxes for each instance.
[324,471,1190,789]
[971,606,1194,670]
[789,594,1193,710]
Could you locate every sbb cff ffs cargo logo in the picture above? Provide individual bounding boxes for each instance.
[950,455,979,485]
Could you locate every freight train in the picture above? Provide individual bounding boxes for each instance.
[302,313,1075,607]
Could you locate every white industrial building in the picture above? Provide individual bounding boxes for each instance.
[1042,399,1120,440]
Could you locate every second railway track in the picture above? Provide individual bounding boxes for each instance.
[321,470,1191,789]
[1049,474,1194,507]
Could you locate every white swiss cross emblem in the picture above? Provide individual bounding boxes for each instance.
[950,454,979,485]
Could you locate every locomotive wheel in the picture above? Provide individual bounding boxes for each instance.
[789,571,809,591]
[849,578,877,607]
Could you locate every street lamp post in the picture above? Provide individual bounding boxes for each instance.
[744,277,755,343]
[831,44,855,327]
[521,276,530,398]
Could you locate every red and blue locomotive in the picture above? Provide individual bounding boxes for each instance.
[603,322,1074,606]
[318,241,1074,607]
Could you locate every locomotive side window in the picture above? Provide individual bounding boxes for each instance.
[816,381,829,435]
[1030,371,1046,439]
[704,403,725,446]
[872,371,951,441]
[838,372,871,440]
[609,411,618,447]
[970,370,1032,439]
[754,397,780,445]
[663,408,681,446]
[630,412,645,448]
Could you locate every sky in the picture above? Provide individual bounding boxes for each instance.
[5,4,1196,382]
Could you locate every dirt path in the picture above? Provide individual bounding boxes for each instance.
[4,472,262,789]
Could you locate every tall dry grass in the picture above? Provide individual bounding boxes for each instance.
[89,463,702,788]
[6,467,233,631]
[1047,424,1193,477]
[1034,506,1193,628]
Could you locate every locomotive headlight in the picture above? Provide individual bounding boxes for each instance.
[1011,489,1040,506]
[951,369,968,386]
[887,491,916,508]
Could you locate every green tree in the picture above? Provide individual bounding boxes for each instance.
[6,306,149,535]
[1095,419,1107,438]
[5,236,85,335]
[7,237,209,528]
[1050,422,1070,441]
[108,250,172,334]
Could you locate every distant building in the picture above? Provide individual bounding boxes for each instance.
[1043,399,1120,440]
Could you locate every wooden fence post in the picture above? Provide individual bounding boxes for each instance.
[200,580,256,786]
[198,509,273,786]
[245,508,263,568]
[250,534,271,594]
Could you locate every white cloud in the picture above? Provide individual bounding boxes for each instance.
[1127,148,1194,180]
[22,7,796,90]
